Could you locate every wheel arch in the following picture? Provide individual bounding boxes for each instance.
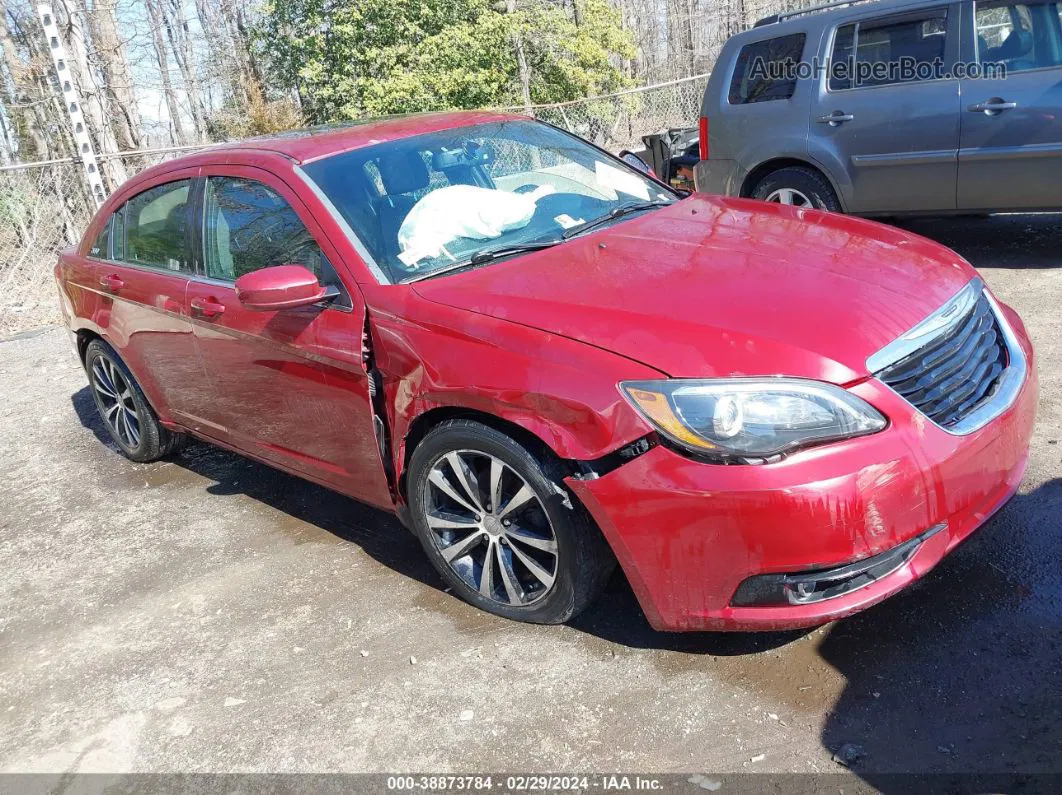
[77,329,174,426]
[740,157,848,211]
[367,299,660,511]
[397,406,560,502]
[76,328,103,363]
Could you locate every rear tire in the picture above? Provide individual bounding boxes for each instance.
[751,166,842,212]
[407,420,614,625]
[84,339,187,462]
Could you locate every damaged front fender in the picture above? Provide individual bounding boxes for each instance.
[359,285,663,505]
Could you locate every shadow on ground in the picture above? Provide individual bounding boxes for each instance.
[72,385,439,595]
[571,477,1062,779]
[816,477,1062,783]
[70,331,1062,783]
[892,213,1062,269]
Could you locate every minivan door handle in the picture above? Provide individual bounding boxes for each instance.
[817,111,854,126]
[968,98,1017,115]
[190,297,226,319]
[99,273,124,293]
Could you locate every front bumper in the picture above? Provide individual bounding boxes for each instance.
[566,316,1037,632]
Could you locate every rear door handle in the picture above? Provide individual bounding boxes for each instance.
[817,111,854,126]
[190,297,226,318]
[968,99,1017,114]
[99,273,124,293]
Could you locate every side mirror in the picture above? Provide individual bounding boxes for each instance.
[234,264,328,311]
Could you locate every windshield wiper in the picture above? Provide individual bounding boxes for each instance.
[403,239,563,283]
[468,239,564,265]
[561,200,673,240]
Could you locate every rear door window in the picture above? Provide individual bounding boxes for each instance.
[829,10,949,89]
[975,1,1062,72]
[728,33,807,104]
[88,216,112,259]
[115,179,192,272]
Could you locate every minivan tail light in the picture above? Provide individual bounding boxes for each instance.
[698,116,709,160]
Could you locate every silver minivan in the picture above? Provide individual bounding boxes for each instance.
[694,0,1062,214]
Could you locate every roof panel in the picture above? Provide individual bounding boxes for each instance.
[198,110,526,164]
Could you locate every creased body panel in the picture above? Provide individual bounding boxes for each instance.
[360,286,661,495]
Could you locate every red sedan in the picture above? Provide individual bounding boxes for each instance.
[55,112,1037,631]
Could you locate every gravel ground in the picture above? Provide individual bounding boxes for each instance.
[0,214,1060,784]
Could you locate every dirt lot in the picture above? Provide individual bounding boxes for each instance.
[1,214,1060,784]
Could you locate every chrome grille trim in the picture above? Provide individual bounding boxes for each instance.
[867,278,1027,436]
[866,278,984,374]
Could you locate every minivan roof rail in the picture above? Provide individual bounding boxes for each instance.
[753,0,882,26]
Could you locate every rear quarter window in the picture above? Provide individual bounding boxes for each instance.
[88,216,112,259]
[728,33,807,104]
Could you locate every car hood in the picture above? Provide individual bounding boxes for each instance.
[412,194,976,383]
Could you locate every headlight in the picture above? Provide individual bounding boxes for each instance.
[619,378,886,461]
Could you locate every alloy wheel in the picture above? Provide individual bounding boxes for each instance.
[765,187,813,207]
[91,355,141,449]
[425,450,559,606]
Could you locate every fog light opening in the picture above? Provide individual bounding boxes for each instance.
[730,523,947,608]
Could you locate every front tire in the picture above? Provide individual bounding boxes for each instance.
[751,166,842,212]
[407,420,614,624]
[84,339,186,462]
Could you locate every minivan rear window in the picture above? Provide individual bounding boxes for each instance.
[728,33,807,104]
[829,11,948,90]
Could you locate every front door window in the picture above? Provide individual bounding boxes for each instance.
[202,176,345,303]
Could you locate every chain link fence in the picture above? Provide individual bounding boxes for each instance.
[1,160,93,336]
[516,73,707,152]
[0,75,707,336]
[0,147,209,336]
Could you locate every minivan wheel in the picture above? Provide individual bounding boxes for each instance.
[84,339,186,463]
[752,166,841,212]
[407,420,615,624]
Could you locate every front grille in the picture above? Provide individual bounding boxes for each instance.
[876,292,1009,428]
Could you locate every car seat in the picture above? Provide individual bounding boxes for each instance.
[374,152,431,260]
[988,28,1035,70]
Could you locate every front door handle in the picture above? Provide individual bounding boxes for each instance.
[968,98,1017,115]
[99,273,124,293]
[817,111,854,126]
[190,297,226,318]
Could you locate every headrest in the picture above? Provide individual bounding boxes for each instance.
[997,28,1033,59]
[377,151,430,195]
[432,143,494,171]
[166,202,187,231]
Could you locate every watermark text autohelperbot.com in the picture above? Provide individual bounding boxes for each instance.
[751,55,1008,84]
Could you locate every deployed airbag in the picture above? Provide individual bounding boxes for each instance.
[398,184,555,266]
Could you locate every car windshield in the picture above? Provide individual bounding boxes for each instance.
[301,119,676,283]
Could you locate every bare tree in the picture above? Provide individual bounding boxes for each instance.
[216,0,262,100]
[143,0,186,145]
[506,0,532,113]
[52,0,130,183]
[0,0,76,161]
[80,0,141,150]
[160,0,205,138]
[0,2,48,160]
